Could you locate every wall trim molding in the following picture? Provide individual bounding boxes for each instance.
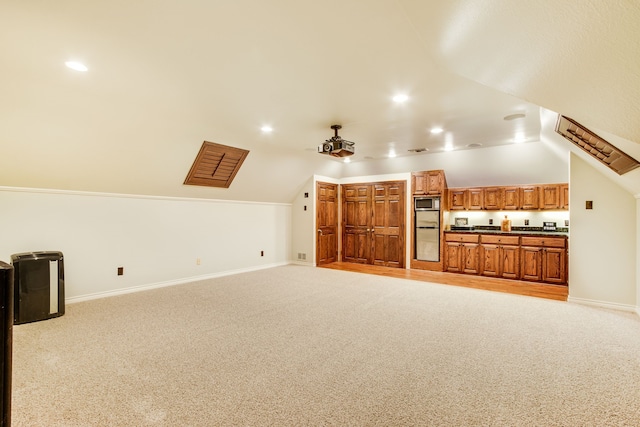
[0,186,291,207]
[66,262,289,304]
[567,296,637,313]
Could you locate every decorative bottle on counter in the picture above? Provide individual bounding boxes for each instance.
[501,215,512,232]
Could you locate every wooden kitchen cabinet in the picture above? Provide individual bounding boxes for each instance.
[468,188,484,210]
[560,183,569,209]
[445,233,480,274]
[483,187,504,210]
[520,186,540,209]
[448,189,467,210]
[480,235,520,279]
[541,184,561,209]
[520,236,567,284]
[411,170,445,195]
[503,187,520,210]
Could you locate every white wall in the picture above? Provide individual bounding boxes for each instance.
[290,176,315,265]
[0,187,291,302]
[568,154,637,309]
[637,196,640,314]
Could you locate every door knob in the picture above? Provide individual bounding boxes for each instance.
[318,229,323,235]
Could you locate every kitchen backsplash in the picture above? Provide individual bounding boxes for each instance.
[446,210,570,229]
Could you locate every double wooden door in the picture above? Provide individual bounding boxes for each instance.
[342,181,405,268]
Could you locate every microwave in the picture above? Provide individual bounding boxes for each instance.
[415,197,440,211]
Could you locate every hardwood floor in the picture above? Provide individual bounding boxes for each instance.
[319,262,568,301]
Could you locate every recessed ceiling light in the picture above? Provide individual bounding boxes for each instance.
[65,61,88,72]
[343,157,351,163]
[514,132,526,143]
[430,127,444,134]
[444,144,454,152]
[504,113,526,121]
[388,150,397,158]
[260,125,273,133]
[392,94,409,103]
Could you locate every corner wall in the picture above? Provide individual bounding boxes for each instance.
[0,187,292,302]
[568,154,637,309]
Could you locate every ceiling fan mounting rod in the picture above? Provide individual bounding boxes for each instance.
[331,124,342,137]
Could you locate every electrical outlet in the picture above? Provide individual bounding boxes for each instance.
[196,258,201,265]
[117,267,124,276]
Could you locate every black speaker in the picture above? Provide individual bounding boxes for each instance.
[11,252,65,325]
[0,261,13,427]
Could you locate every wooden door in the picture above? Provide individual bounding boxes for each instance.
[445,242,462,272]
[462,243,480,274]
[542,248,566,284]
[449,189,467,210]
[501,246,520,279]
[520,186,540,209]
[504,187,520,210]
[481,244,500,277]
[521,246,543,281]
[468,188,484,210]
[342,184,372,264]
[372,182,405,268]
[316,182,338,265]
[483,187,503,210]
[541,184,561,209]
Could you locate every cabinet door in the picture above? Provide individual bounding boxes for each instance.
[449,189,467,210]
[541,184,561,209]
[411,173,427,195]
[426,171,444,194]
[481,244,500,277]
[461,243,480,274]
[445,242,462,272]
[483,187,504,210]
[520,186,540,210]
[501,245,520,280]
[560,183,569,210]
[542,248,566,284]
[504,187,520,210]
[521,246,543,281]
[468,188,483,210]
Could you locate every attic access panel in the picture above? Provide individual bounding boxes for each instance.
[184,141,249,188]
[555,115,640,175]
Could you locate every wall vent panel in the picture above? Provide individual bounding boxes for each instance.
[184,141,249,188]
[555,115,640,175]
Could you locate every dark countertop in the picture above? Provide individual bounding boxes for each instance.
[445,228,569,237]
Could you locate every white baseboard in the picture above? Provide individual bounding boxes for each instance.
[66,262,289,304]
[567,296,638,313]
[289,260,314,267]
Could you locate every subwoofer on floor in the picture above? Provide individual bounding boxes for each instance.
[11,251,65,325]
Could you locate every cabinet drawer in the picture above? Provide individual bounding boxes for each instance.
[521,236,566,248]
[445,233,479,243]
[481,235,520,246]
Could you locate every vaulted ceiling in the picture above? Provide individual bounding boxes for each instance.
[1,1,639,202]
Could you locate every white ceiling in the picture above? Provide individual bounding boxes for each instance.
[1,0,638,201]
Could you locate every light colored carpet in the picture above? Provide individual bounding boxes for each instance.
[11,265,640,426]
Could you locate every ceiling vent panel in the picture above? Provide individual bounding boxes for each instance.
[184,141,249,188]
[555,115,640,175]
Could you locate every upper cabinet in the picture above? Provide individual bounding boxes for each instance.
[483,187,504,210]
[446,183,568,211]
[412,170,446,195]
[520,186,540,210]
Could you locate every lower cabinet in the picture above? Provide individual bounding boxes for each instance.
[445,234,480,274]
[445,232,567,285]
[521,236,567,284]
[480,235,520,280]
